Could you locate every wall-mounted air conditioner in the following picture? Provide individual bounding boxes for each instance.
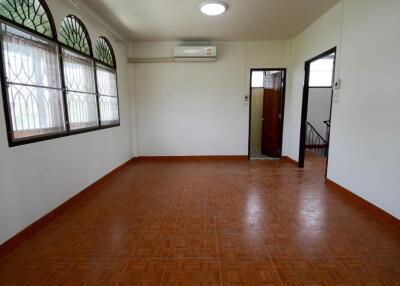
[174,46,217,62]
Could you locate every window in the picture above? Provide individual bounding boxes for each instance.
[97,64,119,125]
[0,0,120,147]
[95,37,119,126]
[63,49,98,130]
[309,54,335,87]
[0,0,66,142]
[95,37,115,67]
[0,0,55,38]
[59,15,91,56]
[59,15,98,131]
[251,71,264,88]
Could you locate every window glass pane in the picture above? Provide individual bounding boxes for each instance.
[309,55,335,87]
[1,24,65,141]
[96,64,117,96]
[99,96,118,125]
[251,71,264,88]
[62,49,98,130]
[96,64,119,125]
[66,92,98,130]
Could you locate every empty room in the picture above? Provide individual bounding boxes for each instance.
[0,0,399,284]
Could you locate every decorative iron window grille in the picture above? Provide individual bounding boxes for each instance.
[59,15,91,56]
[0,0,120,147]
[0,0,55,39]
[95,36,115,68]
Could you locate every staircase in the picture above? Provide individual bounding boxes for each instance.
[306,121,329,157]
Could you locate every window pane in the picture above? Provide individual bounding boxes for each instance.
[66,92,98,130]
[251,71,264,88]
[1,24,65,141]
[99,96,119,125]
[96,64,119,125]
[309,55,335,87]
[62,49,98,130]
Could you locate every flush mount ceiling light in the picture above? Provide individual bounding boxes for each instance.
[199,1,227,16]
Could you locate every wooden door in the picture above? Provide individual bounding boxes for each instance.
[261,71,283,157]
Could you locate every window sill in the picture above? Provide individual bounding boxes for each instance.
[8,124,121,147]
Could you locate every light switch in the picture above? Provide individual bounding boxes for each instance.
[243,95,249,106]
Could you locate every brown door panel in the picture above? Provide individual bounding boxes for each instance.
[261,72,283,158]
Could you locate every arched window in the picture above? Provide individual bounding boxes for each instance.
[59,15,91,56]
[0,0,56,39]
[59,15,98,131]
[95,37,115,68]
[0,0,66,144]
[95,37,119,126]
[0,1,120,146]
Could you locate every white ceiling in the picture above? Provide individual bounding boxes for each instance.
[81,0,339,41]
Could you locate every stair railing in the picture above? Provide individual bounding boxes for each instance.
[306,122,328,157]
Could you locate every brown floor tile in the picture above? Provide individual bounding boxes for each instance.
[136,215,179,232]
[175,214,216,231]
[217,231,268,260]
[71,230,130,258]
[0,258,58,285]
[1,155,400,285]
[220,259,281,286]
[170,231,218,258]
[45,258,118,285]
[273,256,400,285]
[104,258,165,285]
[162,258,221,286]
[215,214,256,232]
[9,230,84,259]
[124,232,173,258]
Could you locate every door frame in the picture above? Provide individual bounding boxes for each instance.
[298,47,337,170]
[248,68,287,160]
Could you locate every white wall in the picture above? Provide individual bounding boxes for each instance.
[0,0,133,244]
[284,0,400,219]
[307,88,332,139]
[327,0,400,219]
[130,41,288,156]
[282,2,343,160]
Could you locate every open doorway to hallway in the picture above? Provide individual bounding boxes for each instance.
[248,69,286,160]
[299,48,336,173]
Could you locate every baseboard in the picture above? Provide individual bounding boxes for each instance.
[137,155,248,161]
[326,179,400,231]
[0,158,134,258]
[281,156,298,166]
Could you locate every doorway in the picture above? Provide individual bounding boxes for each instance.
[299,48,336,171]
[248,69,286,160]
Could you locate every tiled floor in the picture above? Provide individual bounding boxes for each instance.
[1,154,400,285]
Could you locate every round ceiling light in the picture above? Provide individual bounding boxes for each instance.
[199,1,227,16]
